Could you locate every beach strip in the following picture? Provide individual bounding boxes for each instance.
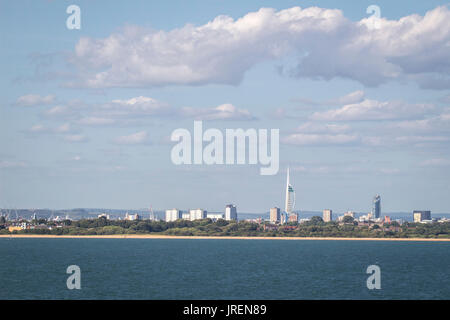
[0,234,449,241]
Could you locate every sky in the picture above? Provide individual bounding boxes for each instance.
[0,0,450,213]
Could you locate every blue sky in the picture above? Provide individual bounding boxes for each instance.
[1,0,450,214]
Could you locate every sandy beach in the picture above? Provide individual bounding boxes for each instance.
[1,234,449,241]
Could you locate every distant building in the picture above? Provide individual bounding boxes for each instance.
[189,209,207,221]
[358,213,373,222]
[413,210,431,223]
[207,213,224,221]
[280,213,287,225]
[288,213,298,223]
[284,167,295,215]
[323,209,332,222]
[165,209,182,222]
[384,216,391,223]
[344,211,355,218]
[98,213,110,220]
[181,213,190,220]
[245,217,263,224]
[125,212,140,221]
[225,204,237,221]
[338,212,355,222]
[269,207,280,224]
[373,195,381,218]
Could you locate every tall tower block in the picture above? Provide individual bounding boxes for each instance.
[285,167,295,215]
[372,195,381,219]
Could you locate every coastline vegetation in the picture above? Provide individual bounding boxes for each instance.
[1,216,449,239]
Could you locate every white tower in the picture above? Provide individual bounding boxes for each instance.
[284,167,295,215]
[225,204,237,221]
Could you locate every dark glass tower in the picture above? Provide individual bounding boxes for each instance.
[373,195,381,218]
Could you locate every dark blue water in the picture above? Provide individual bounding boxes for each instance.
[0,238,449,299]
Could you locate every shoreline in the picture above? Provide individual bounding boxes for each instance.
[1,234,449,241]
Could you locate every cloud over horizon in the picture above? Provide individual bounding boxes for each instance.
[15,94,55,107]
[310,99,434,121]
[67,6,450,89]
[114,130,150,145]
[180,103,255,121]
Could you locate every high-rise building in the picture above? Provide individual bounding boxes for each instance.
[285,167,295,215]
[373,195,381,218]
[280,213,287,225]
[189,209,207,221]
[323,209,332,222]
[413,210,431,222]
[270,207,280,224]
[165,209,182,222]
[225,204,237,221]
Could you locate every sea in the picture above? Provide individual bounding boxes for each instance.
[0,238,449,300]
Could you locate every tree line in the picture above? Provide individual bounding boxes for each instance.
[1,216,449,238]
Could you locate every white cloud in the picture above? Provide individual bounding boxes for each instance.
[395,135,449,143]
[54,123,73,133]
[361,134,450,148]
[325,90,365,106]
[29,124,47,133]
[289,163,392,175]
[68,6,450,89]
[394,112,450,133]
[439,94,450,104]
[310,99,433,121]
[104,96,170,117]
[15,94,55,107]
[361,136,385,147]
[77,117,116,126]
[114,131,149,145]
[0,161,27,169]
[378,168,401,175]
[180,103,255,120]
[63,134,88,143]
[100,165,127,172]
[276,91,365,119]
[86,97,254,122]
[42,105,75,119]
[28,123,77,135]
[282,133,358,146]
[420,158,450,166]
[294,122,350,134]
[271,107,290,119]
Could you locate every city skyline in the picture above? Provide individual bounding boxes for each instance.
[1,1,450,213]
